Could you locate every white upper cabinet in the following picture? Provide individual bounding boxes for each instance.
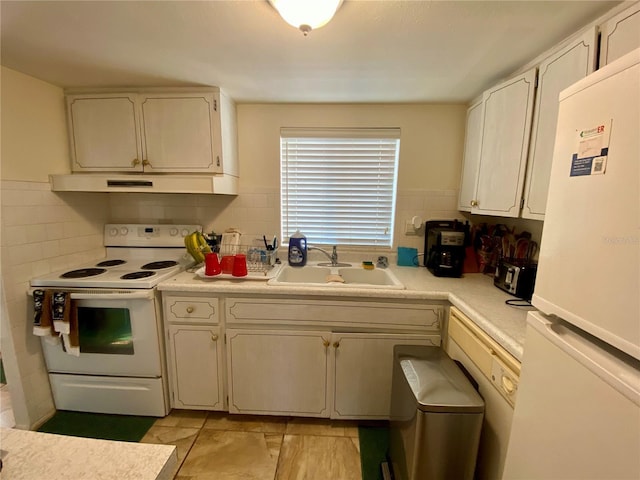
[599,1,640,67]
[457,100,483,212]
[471,68,537,217]
[521,28,598,220]
[139,93,220,173]
[67,94,142,172]
[66,88,237,176]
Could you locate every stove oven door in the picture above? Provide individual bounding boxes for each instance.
[40,289,162,377]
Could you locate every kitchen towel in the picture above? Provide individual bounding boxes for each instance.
[32,289,59,345]
[32,290,79,356]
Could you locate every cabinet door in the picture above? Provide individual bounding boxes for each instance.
[522,28,598,220]
[473,68,536,217]
[168,324,224,410]
[599,2,640,67]
[458,100,484,212]
[139,93,221,173]
[331,333,439,419]
[67,94,142,172]
[226,329,330,417]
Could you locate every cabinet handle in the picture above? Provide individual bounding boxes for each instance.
[333,341,340,349]
[142,159,151,167]
[186,306,194,314]
[211,333,218,342]
[132,158,140,166]
[470,200,478,207]
[322,339,330,348]
[216,155,221,167]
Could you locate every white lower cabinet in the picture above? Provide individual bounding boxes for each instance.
[226,329,330,416]
[164,295,225,410]
[225,328,440,419]
[168,324,225,410]
[331,332,438,419]
[164,293,443,419]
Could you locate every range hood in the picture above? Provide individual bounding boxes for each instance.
[50,173,238,195]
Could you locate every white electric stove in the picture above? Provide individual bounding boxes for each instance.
[31,224,199,290]
[29,223,201,417]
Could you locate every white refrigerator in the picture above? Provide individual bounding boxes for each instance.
[503,48,640,479]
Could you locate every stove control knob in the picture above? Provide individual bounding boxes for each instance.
[170,228,179,236]
[109,227,118,237]
[120,227,129,236]
[181,229,190,237]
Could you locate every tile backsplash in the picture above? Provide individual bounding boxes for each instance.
[108,187,280,239]
[0,180,108,428]
[1,181,108,302]
[108,187,462,252]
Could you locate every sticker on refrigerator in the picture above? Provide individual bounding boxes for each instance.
[570,121,611,177]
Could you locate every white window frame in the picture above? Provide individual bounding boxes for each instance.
[280,127,400,247]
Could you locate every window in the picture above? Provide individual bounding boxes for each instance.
[280,128,400,247]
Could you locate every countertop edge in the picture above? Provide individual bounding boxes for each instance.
[0,428,178,480]
[158,267,530,361]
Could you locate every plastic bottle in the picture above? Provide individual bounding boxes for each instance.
[288,230,307,267]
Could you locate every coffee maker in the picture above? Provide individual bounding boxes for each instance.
[425,220,466,277]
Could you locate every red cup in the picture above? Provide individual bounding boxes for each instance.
[232,254,248,277]
[205,253,221,276]
[221,255,235,274]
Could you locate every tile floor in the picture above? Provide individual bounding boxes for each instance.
[0,384,16,429]
[140,410,365,480]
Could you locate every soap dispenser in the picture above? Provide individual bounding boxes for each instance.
[288,230,307,267]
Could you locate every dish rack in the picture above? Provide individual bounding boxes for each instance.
[218,234,278,274]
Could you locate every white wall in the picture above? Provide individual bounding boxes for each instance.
[236,104,466,191]
[0,67,71,181]
[0,67,108,429]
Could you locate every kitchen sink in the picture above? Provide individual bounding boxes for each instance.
[268,264,405,289]
[271,265,332,283]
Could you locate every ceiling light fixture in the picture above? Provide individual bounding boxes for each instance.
[269,0,343,36]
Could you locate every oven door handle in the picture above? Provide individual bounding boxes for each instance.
[69,290,156,300]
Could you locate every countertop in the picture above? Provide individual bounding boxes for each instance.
[159,265,534,361]
[0,428,177,480]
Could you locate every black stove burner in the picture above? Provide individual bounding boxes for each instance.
[121,271,156,280]
[95,259,127,267]
[141,260,178,270]
[61,268,107,279]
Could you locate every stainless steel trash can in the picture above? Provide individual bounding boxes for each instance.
[389,345,484,480]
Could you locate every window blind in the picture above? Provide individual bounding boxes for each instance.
[280,128,400,247]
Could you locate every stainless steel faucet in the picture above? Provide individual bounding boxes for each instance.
[309,245,351,267]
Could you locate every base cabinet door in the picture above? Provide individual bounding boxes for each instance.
[226,329,330,417]
[331,333,440,419]
[168,324,224,410]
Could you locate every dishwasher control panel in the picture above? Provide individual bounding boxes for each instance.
[490,356,519,407]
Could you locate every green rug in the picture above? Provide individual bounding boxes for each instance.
[359,425,390,480]
[38,410,156,442]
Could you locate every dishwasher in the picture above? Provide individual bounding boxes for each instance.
[445,306,521,480]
